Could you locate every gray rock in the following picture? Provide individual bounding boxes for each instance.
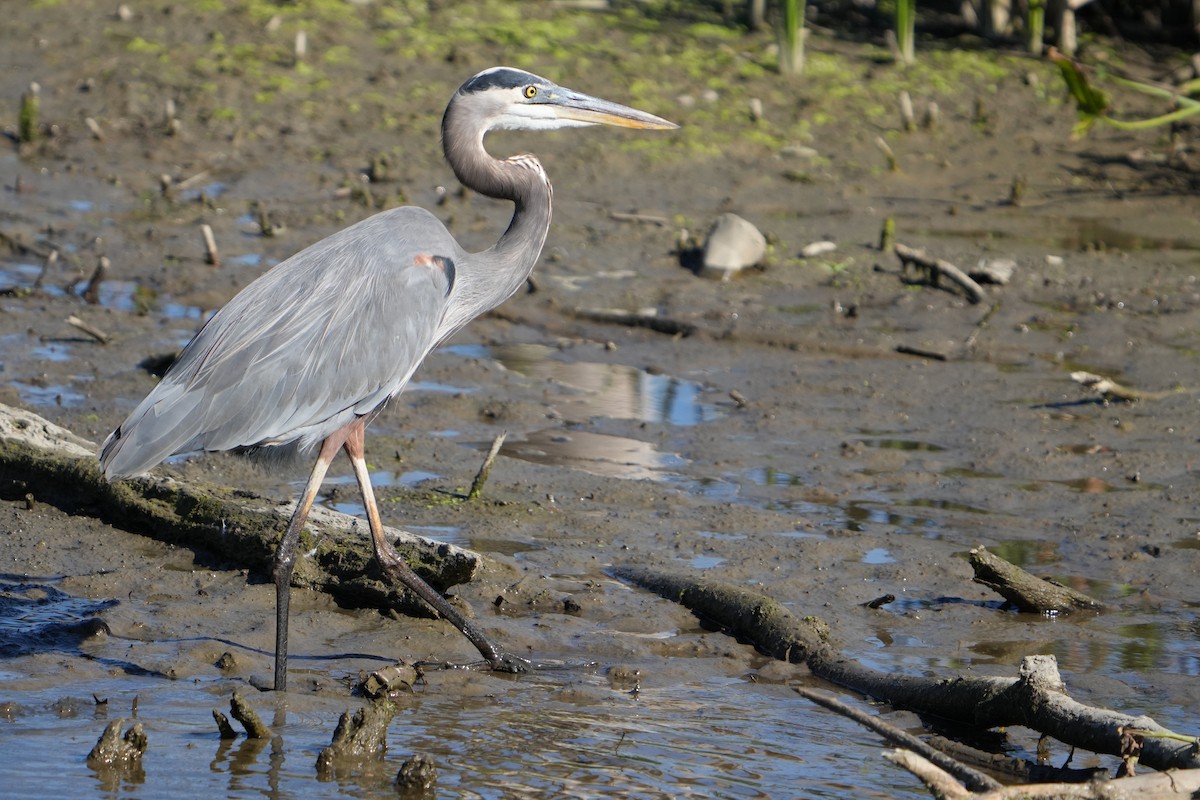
[701,213,766,280]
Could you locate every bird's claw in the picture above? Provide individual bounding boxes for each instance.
[488,651,535,673]
[414,652,592,674]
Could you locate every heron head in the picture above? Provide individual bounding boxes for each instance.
[455,67,678,133]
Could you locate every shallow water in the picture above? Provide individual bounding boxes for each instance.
[0,668,920,800]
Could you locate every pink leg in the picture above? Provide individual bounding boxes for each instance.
[341,421,526,670]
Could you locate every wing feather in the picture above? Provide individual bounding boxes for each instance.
[100,207,461,477]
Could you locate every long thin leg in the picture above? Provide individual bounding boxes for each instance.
[273,434,341,691]
[341,421,529,671]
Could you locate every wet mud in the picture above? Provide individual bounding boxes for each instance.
[2,2,1199,798]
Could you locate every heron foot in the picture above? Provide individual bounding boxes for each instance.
[415,653,595,673]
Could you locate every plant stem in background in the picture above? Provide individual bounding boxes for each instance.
[778,0,807,77]
[895,0,915,65]
[18,82,39,144]
[1027,0,1045,54]
[1051,48,1200,136]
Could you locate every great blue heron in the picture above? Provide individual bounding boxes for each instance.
[99,67,676,690]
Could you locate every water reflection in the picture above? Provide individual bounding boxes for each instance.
[488,343,718,427]
[10,380,87,408]
[862,548,896,565]
[497,428,687,481]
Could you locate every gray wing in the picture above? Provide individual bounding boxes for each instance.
[101,207,461,478]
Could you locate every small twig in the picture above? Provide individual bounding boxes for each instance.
[899,91,916,132]
[66,315,110,344]
[294,29,307,63]
[201,224,220,267]
[875,135,899,172]
[963,301,1001,350]
[468,432,507,501]
[894,243,986,304]
[922,101,939,130]
[82,255,108,304]
[879,217,895,252]
[84,117,105,141]
[572,307,698,338]
[1070,370,1189,403]
[896,344,947,361]
[1008,174,1026,207]
[32,248,57,290]
[174,170,209,191]
[609,211,669,226]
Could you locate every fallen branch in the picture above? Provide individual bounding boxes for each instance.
[611,565,1200,771]
[969,546,1104,613]
[0,403,481,616]
[795,687,1001,792]
[894,243,986,304]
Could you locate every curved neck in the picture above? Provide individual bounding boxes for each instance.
[441,106,552,317]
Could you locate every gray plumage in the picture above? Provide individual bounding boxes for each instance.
[101,209,462,475]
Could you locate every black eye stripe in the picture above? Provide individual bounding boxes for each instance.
[461,68,536,94]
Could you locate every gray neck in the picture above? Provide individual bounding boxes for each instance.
[439,105,552,336]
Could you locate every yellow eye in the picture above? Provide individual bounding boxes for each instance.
[523,85,538,99]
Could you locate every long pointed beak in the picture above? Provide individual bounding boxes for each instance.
[551,91,678,130]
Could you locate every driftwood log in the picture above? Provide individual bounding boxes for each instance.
[611,566,1200,773]
[969,546,1105,613]
[0,403,481,616]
